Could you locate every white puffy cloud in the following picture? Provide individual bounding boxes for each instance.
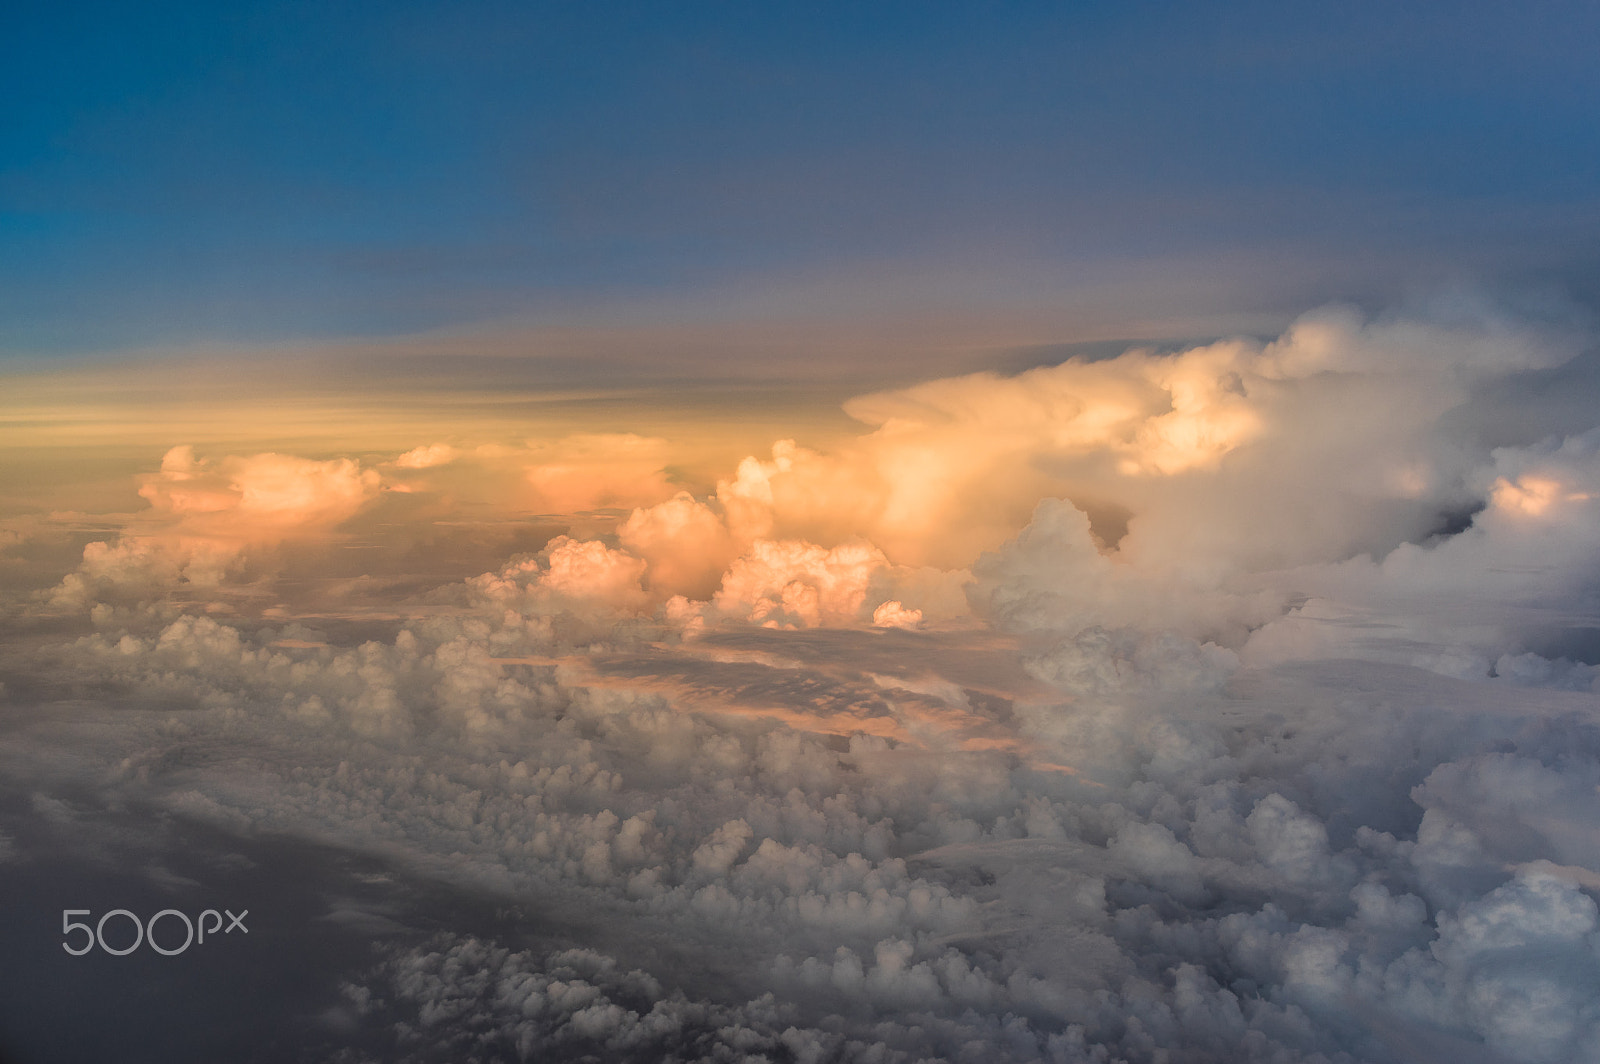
[711,539,892,628]
[468,535,652,622]
[871,600,923,629]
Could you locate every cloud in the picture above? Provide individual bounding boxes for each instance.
[871,600,923,629]
[45,445,384,603]
[139,445,381,539]
[616,492,735,599]
[385,433,680,511]
[25,569,1600,1061]
[1242,427,1600,674]
[7,298,1600,1062]
[519,434,679,515]
[695,298,1582,578]
[710,539,894,628]
[392,443,458,469]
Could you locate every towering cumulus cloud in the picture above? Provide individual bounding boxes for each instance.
[47,445,384,602]
[4,302,1599,1063]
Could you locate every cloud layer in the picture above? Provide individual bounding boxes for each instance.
[4,300,1600,1062]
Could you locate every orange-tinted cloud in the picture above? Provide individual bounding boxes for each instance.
[50,445,383,598]
[618,492,736,599]
[139,445,381,540]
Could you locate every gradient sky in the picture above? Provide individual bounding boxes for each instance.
[5,0,1599,361]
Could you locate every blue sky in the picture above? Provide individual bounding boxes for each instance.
[4,0,1598,356]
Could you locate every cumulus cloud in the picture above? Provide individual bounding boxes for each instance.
[46,445,384,602]
[139,445,381,539]
[7,298,1600,1062]
[695,299,1583,577]
[26,572,1600,1061]
[392,443,459,469]
[616,492,735,599]
[1242,427,1600,674]
[710,539,893,628]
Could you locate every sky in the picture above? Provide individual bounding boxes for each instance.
[4,0,1599,357]
[3,4,1600,1063]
